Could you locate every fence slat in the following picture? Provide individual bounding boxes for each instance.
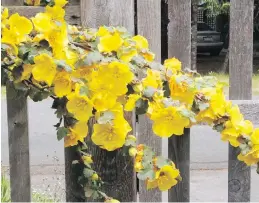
[75,0,136,201]
[6,82,31,202]
[1,0,23,5]
[228,0,254,201]
[137,0,162,201]
[168,0,191,202]
[7,6,81,25]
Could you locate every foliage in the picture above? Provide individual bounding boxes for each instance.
[1,1,259,202]
[201,0,230,16]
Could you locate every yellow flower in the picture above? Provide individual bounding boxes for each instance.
[238,153,259,166]
[54,0,68,7]
[97,26,110,37]
[8,13,33,36]
[31,13,53,33]
[19,64,33,81]
[92,113,132,151]
[124,94,141,111]
[2,13,33,46]
[89,61,133,96]
[65,121,88,147]
[66,92,93,122]
[169,75,195,105]
[164,57,182,74]
[118,48,138,62]
[132,35,149,49]
[129,147,137,157]
[72,65,94,80]
[82,155,93,164]
[53,71,72,97]
[141,51,155,62]
[142,69,162,89]
[98,32,124,53]
[24,0,40,5]
[32,53,57,86]
[46,24,68,58]
[90,92,117,112]
[151,106,190,137]
[221,119,253,147]
[146,165,179,191]
[45,5,65,22]
[134,161,144,172]
[91,173,99,181]
[1,7,9,28]
[105,198,120,203]
[238,128,259,165]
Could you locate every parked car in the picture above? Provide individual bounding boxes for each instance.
[197,22,224,56]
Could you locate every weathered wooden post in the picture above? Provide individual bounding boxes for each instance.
[168,0,191,202]
[6,82,31,202]
[2,1,31,202]
[228,0,254,201]
[137,0,162,201]
[66,0,136,202]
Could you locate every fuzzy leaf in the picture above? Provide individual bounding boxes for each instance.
[57,127,69,141]
[156,156,168,168]
[137,169,155,180]
[97,111,114,124]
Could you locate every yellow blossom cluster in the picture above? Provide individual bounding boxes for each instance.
[1,0,258,200]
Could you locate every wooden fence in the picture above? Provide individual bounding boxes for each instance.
[2,0,259,202]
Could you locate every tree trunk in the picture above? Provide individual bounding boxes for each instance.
[191,0,198,71]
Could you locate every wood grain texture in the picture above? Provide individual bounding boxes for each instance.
[1,0,23,6]
[229,0,253,100]
[228,0,254,201]
[137,0,162,201]
[80,1,136,201]
[7,6,81,25]
[168,128,190,202]
[6,82,31,202]
[80,0,134,34]
[65,146,85,202]
[232,100,259,125]
[168,0,192,70]
[168,0,191,202]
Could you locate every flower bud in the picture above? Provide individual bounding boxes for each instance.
[91,173,99,181]
[129,147,137,157]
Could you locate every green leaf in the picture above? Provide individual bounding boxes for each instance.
[143,86,156,98]
[199,103,209,111]
[213,124,225,133]
[125,139,136,147]
[55,60,72,72]
[97,111,114,124]
[156,156,169,168]
[29,89,50,102]
[79,86,89,96]
[84,187,94,198]
[57,127,69,141]
[135,98,149,115]
[91,191,100,200]
[137,169,155,181]
[83,168,94,178]
[163,81,170,98]
[149,62,164,71]
[12,66,23,80]
[83,51,103,66]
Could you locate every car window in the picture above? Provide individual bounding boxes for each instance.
[198,23,213,31]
